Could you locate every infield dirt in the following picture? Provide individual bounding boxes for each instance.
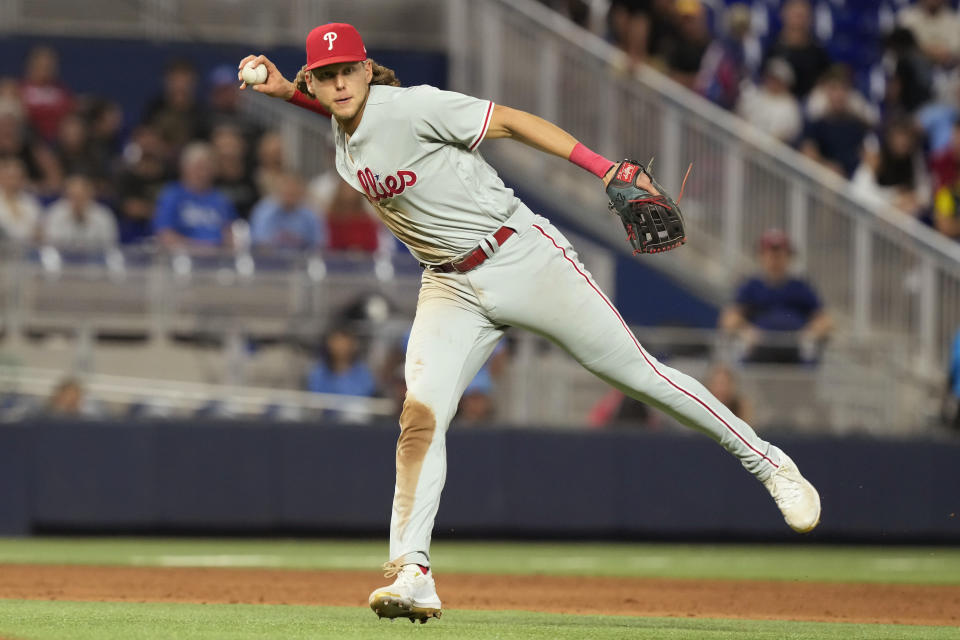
[1,564,958,626]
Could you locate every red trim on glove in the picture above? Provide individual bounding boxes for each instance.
[286,89,331,118]
[569,142,614,179]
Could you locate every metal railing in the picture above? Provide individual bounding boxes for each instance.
[0,365,397,421]
[0,325,939,433]
[450,0,960,374]
[0,243,424,340]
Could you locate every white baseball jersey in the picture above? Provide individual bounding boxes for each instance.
[291,80,802,573]
[332,84,533,265]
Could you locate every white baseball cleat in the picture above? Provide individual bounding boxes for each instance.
[369,563,442,624]
[763,452,821,533]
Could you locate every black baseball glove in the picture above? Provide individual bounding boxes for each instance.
[605,158,690,255]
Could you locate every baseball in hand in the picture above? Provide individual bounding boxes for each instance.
[241,62,268,85]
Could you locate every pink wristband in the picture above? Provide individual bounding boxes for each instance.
[569,142,614,179]
[286,89,331,118]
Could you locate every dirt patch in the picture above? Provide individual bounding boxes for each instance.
[0,564,958,626]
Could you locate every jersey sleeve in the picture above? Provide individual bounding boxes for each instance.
[286,90,332,118]
[410,86,494,151]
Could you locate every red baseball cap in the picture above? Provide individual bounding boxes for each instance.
[305,23,367,71]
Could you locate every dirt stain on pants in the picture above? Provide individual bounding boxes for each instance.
[394,394,436,538]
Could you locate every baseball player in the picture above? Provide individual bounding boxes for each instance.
[238,22,821,624]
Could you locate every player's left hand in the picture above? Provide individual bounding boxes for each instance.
[605,159,690,255]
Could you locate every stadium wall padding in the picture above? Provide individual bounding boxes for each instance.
[2,419,958,541]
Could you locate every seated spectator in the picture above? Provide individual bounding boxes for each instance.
[456,340,509,425]
[933,167,960,240]
[307,325,377,398]
[852,118,931,217]
[142,59,208,153]
[882,27,935,116]
[0,77,25,123]
[799,66,870,177]
[116,126,170,244]
[19,46,72,143]
[0,157,41,245]
[212,124,259,219]
[538,0,592,30]
[608,0,679,68]
[154,142,236,248]
[46,377,100,417]
[736,58,802,143]
[704,363,752,423]
[919,85,960,158]
[946,327,960,430]
[696,3,761,110]
[897,0,960,68]
[805,76,879,128]
[43,174,118,250]
[456,366,495,425]
[250,171,323,251]
[665,0,711,90]
[720,229,832,364]
[763,0,832,100]
[207,65,263,146]
[326,181,380,252]
[0,101,60,198]
[608,0,652,67]
[86,98,125,179]
[588,389,654,429]
[254,130,286,198]
[930,119,960,190]
[54,113,102,183]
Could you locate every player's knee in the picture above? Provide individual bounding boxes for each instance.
[397,394,437,462]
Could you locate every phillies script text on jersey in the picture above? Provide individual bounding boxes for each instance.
[357,168,418,202]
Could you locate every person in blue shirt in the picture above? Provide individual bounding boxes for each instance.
[153,142,236,247]
[307,324,377,400]
[250,171,324,250]
[946,328,960,431]
[721,229,833,363]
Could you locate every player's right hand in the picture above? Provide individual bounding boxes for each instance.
[237,54,295,100]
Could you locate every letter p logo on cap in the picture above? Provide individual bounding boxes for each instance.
[306,23,367,70]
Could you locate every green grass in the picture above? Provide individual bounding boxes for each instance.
[0,538,958,584]
[2,539,958,639]
[0,601,957,640]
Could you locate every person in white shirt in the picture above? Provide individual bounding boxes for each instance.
[0,157,42,245]
[736,58,803,143]
[43,174,118,250]
[898,0,960,67]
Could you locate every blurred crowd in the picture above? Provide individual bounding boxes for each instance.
[0,47,385,253]
[541,0,960,242]
[1,6,954,428]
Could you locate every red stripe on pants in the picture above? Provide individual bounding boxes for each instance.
[532,224,778,469]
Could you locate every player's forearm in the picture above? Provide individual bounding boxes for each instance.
[287,89,331,117]
[486,106,616,181]
[485,105,579,157]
